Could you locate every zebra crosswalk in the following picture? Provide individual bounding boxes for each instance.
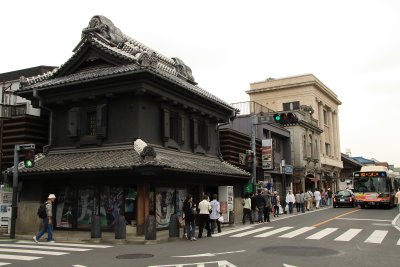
[0,240,112,266]
[213,225,400,245]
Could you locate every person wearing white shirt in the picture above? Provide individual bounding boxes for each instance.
[209,194,222,234]
[285,190,296,214]
[198,195,212,238]
[395,188,400,212]
[313,189,321,209]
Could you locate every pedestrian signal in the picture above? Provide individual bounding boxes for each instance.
[23,149,35,168]
[273,112,298,125]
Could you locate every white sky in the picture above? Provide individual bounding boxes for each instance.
[1,0,400,166]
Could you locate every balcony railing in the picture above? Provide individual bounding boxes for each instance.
[231,101,275,116]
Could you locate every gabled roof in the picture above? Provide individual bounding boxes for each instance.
[341,153,362,167]
[350,156,375,165]
[18,15,234,111]
[5,142,249,178]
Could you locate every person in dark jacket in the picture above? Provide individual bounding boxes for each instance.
[255,190,266,222]
[182,194,196,241]
[263,189,272,222]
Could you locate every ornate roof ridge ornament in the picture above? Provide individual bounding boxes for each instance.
[82,15,126,47]
[133,138,156,162]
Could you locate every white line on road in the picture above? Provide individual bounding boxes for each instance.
[0,254,42,261]
[365,230,388,244]
[279,227,315,238]
[334,228,362,242]
[230,227,273,237]
[17,241,112,248]
[0,263,10,266]
[254,227,293,237]
[212,226,254,237]
[149,260,238,267]
[173,250,246,258]
[0,248,68,255]
[0,244,91,252]
[72,265,88,267]
[306,228,338,240]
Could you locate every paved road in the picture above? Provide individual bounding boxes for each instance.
[1,207,398,267]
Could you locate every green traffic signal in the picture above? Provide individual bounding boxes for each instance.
[23,149,35,168]
[273,114,281,122]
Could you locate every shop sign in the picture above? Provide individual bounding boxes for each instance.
[261,139,273,170]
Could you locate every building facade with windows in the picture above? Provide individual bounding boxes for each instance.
[4,15,248,235]
[247,74,343,191]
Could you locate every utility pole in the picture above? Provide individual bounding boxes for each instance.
[10,143,35,239]
[251,115,257,192]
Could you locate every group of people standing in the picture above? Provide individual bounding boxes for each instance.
[182,193,222,241]
[242,188,334,223]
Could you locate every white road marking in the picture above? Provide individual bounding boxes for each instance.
[397,237,400,245]
[0,254,41,261]
[0,244,91,252]
[212,226,254,237]
[230,227,273,237]
[149,260,237,267]
[17,241,112,248]
[254,227,293,237]
[283,264,299,267]
[72,265,88,267]
[334,229,362,242]
[173,250,246,258]
[0,263,10,266]
[306,228,338,240]
[279,227,315,238]
[0,248,68,255]
[365,230,388,244]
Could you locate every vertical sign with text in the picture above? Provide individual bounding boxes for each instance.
[262,139,273,170]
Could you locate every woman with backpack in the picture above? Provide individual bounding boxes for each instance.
[33,194,56,243]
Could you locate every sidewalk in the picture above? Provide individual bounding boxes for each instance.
[0,207,331,244]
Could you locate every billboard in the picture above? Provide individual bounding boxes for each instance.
[262,139,273,170]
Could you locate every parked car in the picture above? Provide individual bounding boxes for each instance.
[333,190,356,208]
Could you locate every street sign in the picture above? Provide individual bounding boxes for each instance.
[258,115,273,124]
[284,165,293,174]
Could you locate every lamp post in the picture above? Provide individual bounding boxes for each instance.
[250,115,257,192]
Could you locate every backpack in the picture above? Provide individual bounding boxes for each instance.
[37,203,47,218]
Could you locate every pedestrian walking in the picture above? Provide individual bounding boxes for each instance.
[314,189,321,209]
[327,188,333,206]
[255,190,266,222]
[263,189,272,222]
[295,191,301,212]
[242,192,253,224]
[182,194,196,241]
[33,194,56,243]
[210,194,222,234]
[285,190,295,214]
[299,191,306,213]
[395,188,400,213]
[198,195,212,238]
[272,191,280,217]
[306,189,313,211]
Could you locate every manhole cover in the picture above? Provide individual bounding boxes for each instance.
[116,254,154,259]
[262,246,339,257]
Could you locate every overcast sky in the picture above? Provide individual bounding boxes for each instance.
[1,0,400,166]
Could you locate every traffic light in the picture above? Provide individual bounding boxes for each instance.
[273,112,299,125]
[23,149,35,168]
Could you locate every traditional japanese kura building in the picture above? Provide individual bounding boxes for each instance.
[4,15,249,235]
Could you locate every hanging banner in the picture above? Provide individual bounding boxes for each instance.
[262,139,273,170]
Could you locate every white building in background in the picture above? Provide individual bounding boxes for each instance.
[246,74,343,191]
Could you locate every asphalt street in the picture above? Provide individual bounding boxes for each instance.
[0,206,399,267]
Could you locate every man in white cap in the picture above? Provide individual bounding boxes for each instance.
[33,194,56,243]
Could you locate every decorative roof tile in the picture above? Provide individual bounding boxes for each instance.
[9,145,249,178]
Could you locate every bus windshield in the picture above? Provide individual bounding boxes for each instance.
[354,177,390,193]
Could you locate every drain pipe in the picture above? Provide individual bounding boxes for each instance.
[33,89,53,153]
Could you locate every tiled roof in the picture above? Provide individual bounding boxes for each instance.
[11,145,249,178]
[19,15,234,110]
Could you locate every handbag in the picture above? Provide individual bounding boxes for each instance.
[218,216,224,223]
